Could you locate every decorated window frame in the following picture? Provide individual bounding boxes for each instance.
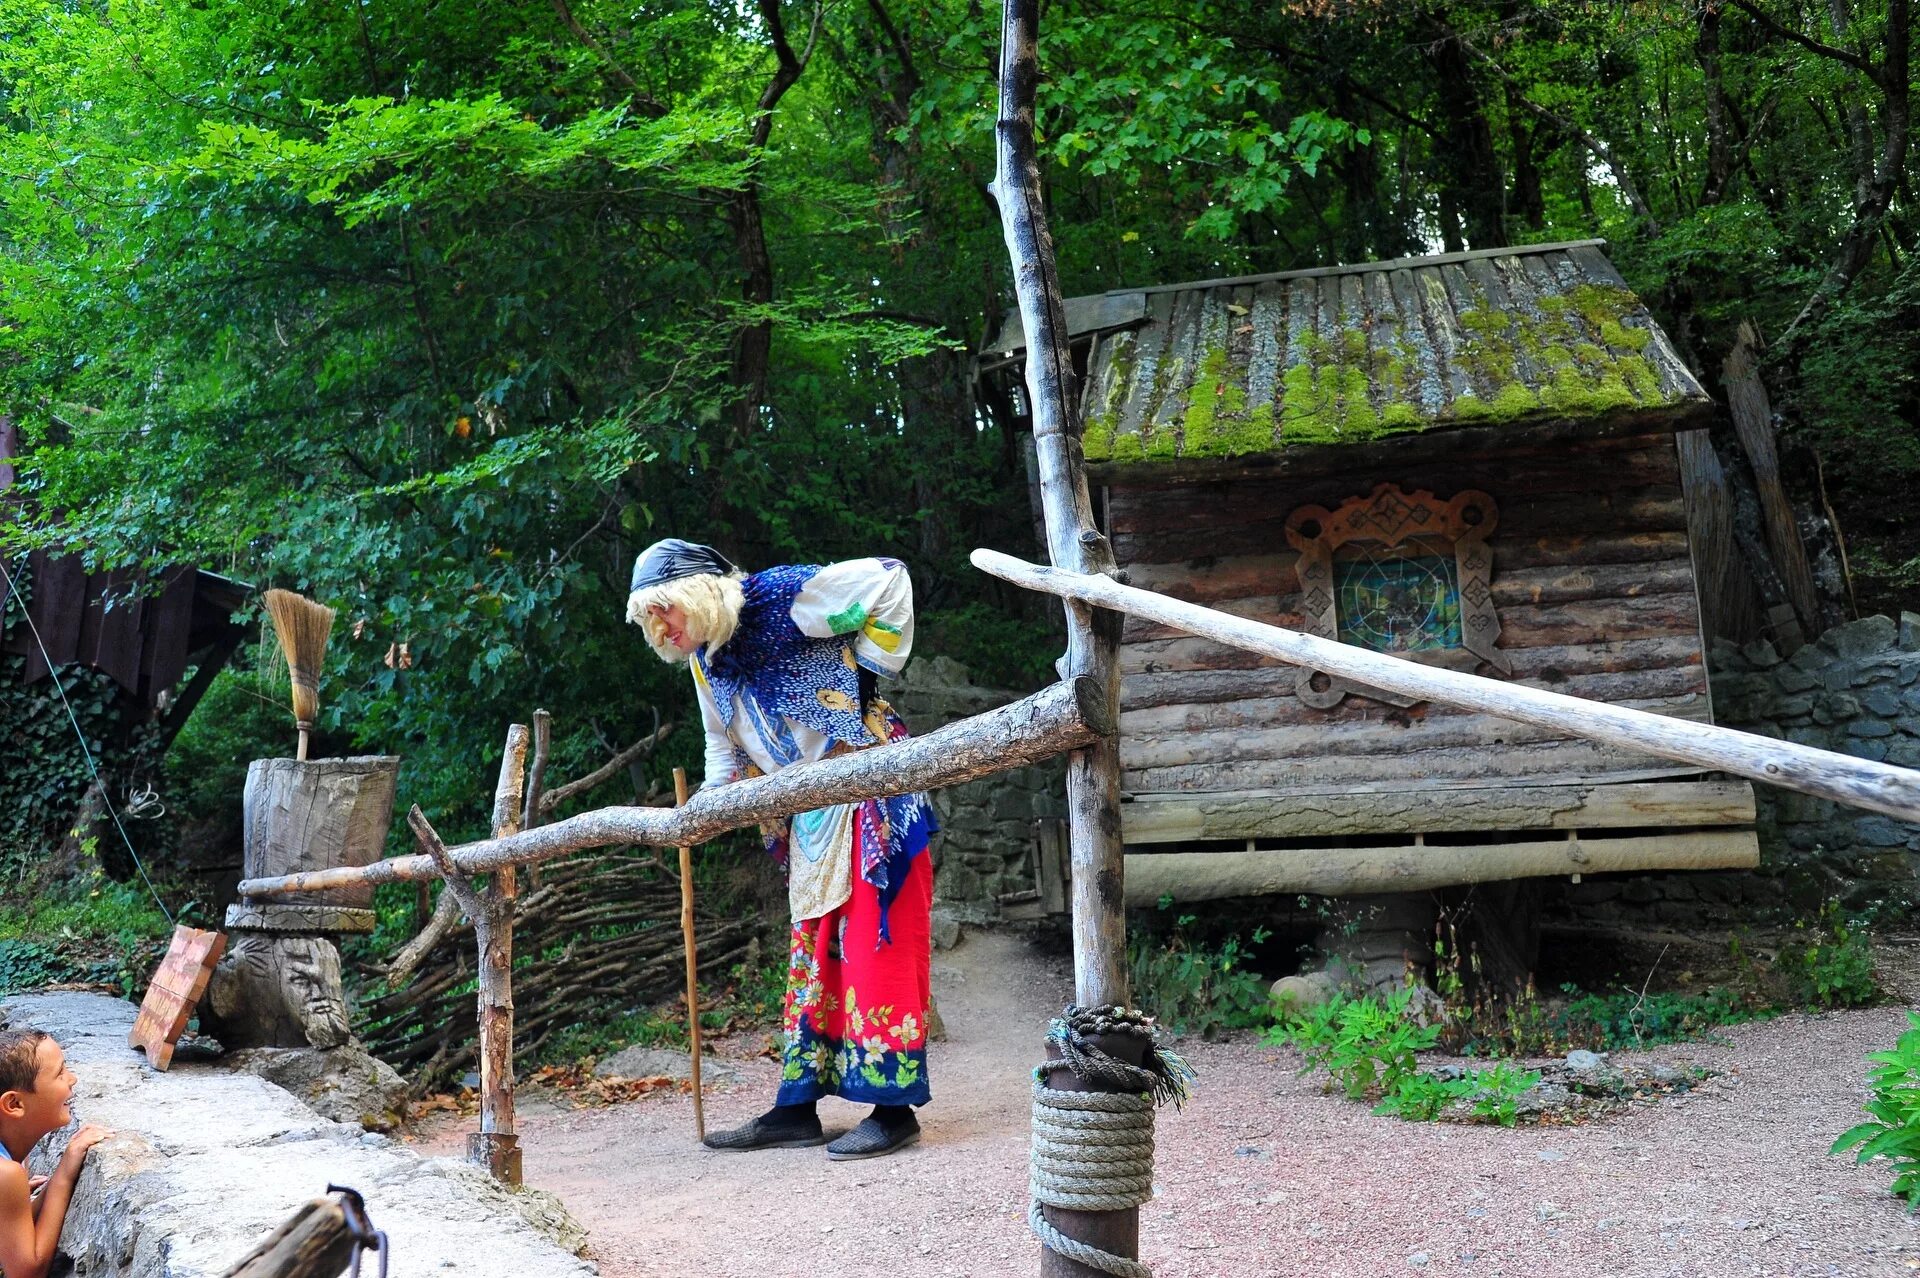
[1285,482,1511,709]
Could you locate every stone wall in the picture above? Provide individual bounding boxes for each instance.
[886,656,1063,923]
[0,991,594,1277]
[1558,614,1920,927]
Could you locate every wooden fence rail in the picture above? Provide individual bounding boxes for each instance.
[969,548,1920,825]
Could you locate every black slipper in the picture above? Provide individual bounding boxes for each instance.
[702,1112,826,1151]
[825,1114,921,1161]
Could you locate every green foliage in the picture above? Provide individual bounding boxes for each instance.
[1268,988,1438,1101]
[1554,985,1776,1053]
[1832,1011,1920,1208]
[0,648,130,884]
[1127,914,1273,1039]
[1780,900,1881,1009]
[1268,989,1539,1126]
[0,871,175,996]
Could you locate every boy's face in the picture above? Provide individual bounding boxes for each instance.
[0,1040,76,1138]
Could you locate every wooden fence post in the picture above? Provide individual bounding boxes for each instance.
[474,723,528,1184]
[404,722,528,1186]
[987,1,1137,1273]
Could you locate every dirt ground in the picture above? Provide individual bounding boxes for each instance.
[409,929,1920,1278]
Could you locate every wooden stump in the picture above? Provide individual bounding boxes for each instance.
[243,757,401,910]
[219,1197,354,1278]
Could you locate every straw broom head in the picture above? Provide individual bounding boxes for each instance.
[263,588,335,752]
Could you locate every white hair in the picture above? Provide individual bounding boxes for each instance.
[624,571,746,663]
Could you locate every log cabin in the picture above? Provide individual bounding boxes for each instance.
[979,240,1761,910]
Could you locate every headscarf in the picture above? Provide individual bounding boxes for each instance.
[629,539,735,593]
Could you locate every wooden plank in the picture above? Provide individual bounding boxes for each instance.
[1113,488,1688,563]
[1034,817,1068,914]
[1723,321,1821,636]
[129,925,227,1071]
[1119,694,1708,771]
[1124,740,1706,794]
[1121,666,1708,738]
[1118,560,1698,638]
[1120,636,1702,710]
[1117,533,1693,604]
[1119,590,1708,673]
[1120,779,1758,844]
[1121,829,1761,905]
[1113,289,1177,444]
[981,289,1148,356]
[1105,447,1683,535]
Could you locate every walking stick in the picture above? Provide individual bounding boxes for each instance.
[672,768,705,1141]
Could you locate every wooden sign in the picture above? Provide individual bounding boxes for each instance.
[128,925,226,1070]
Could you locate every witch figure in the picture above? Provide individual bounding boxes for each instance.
[625,538,938,1160]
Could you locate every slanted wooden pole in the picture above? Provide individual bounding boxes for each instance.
[672,767,706,1140]
[523,708,553,890]
[987,2,1134,1273]
[971,549,1920,826]
[239,677,1111,898]
[988,0,1126,1010]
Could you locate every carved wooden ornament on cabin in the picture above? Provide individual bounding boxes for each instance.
[1286,482,1512,709]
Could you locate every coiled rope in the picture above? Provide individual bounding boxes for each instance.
[1028,1005,1196,1278]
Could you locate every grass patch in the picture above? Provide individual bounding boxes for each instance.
[0,870,177,997]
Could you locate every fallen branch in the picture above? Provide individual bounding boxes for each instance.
[538,715,671,815]
[240,677,1109,897]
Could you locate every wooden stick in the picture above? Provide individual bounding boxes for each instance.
[239,677,1110,897]
[970,549,1920,826]
[988,0,1127,1017]
[473,723,528,1185]
[524,708,553,891]
[673,767,705,1141]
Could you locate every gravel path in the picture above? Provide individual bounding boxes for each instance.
[409,929,1920,1277]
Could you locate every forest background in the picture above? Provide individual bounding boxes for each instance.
[0,0,1914,886]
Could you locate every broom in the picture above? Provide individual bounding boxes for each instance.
[263,588,336,762]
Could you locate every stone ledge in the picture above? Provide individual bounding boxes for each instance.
[0,991,595,1277]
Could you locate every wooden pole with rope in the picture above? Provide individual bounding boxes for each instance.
[673,767,706,1140]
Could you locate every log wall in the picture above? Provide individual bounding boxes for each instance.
[1110,430,1712,799]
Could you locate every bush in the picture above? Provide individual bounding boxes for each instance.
[1269,989,1539,1127]
[1127,916,1272,1039]
[1781,900,1880,1009]
[1832,1011,1920,1207]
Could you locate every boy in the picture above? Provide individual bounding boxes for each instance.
[0,1029,108,1278]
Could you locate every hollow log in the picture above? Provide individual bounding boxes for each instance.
[239,677,1109,897]
[971,549,1920,825]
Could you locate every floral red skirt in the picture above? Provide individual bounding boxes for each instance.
[776,843,933,1106]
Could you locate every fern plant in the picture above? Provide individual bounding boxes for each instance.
[1832,1011,1920,1207]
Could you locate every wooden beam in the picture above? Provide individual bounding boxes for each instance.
[1121,780,1757,844]
[971,549,1920,826]
[238,677,1109,897]
[1724,321,1823,637]
[1124,829,1761,905]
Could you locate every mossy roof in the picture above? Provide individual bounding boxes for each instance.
[985,240,1710,466]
